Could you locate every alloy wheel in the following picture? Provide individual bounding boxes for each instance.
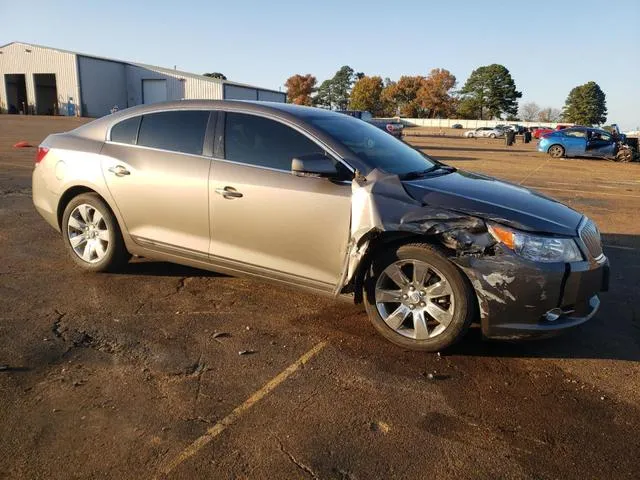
[67,204,110,263]
[549,145,564,158]
[375,259,455,340]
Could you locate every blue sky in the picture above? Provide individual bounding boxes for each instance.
[2,0,639,129]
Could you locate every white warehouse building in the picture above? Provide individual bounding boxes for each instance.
[0,42,286,117]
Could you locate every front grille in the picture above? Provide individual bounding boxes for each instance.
[579,218,603,259]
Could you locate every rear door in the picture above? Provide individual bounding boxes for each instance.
[208,111,352,287]
[101,110,214,256]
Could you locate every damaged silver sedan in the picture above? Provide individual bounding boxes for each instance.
[32,100,609,351]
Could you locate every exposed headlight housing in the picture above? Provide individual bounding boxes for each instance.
[488,224,583,263]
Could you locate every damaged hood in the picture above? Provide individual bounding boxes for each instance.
[402,170,582,236]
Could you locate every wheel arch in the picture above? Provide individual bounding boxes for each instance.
[347,232,456,303]
[57,185,118,231]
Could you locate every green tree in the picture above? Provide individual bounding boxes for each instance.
[285,74,317,106]
[562,81,607,125]
[203,72,227,80]
[457,64,522,119]
[349,76,385,115]
[314,66,355,109]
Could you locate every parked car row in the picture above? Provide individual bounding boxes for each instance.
[336,110,404,138]
[463,127,505,138]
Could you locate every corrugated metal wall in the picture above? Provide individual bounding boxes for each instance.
[78,56,127,117]
[0,42,79,115]
[126,65,224,105]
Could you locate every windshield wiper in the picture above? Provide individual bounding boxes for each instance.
[400,164,455,180]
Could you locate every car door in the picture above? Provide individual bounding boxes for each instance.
[101,110,214,256]
[560,129,587,156]
[208,111,352,287]
[585,131,616,158]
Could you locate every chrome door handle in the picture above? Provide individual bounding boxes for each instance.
[108,165,130,177]
[215,186,243,199]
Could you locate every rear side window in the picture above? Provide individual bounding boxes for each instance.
[137,110,210,155]
[224,112,324,170]
[110,116,140,144]
[563,130,586,138]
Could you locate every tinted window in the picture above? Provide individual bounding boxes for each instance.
[111,116,140,144]
[225,113,324,170]
[138,110,210,155]
[296,112,436,175]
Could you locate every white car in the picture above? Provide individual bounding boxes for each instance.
[464,127,504,138]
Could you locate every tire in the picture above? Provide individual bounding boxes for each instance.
[616,148,633,163]
[489,133,496,138]
[61,193,129,272]
[548,144,565,158]
[363,243,475,351]
[467,133,474,138]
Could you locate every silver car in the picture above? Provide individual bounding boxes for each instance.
[463,127,504,138]
[33,100,608,351]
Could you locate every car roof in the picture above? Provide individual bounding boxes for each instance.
[64,100,371,173]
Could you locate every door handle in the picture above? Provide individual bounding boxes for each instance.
[108,165,131,177]
[215,186,243,199]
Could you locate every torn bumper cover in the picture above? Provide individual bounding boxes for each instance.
[336,169,609,338]
[454,249,609,338]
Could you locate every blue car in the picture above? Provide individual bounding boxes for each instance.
[538,126,630,161]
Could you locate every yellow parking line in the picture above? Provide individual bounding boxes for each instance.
[155,341,327,478]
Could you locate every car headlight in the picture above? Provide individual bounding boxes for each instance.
[488,224,583,263]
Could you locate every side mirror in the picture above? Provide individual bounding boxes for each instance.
[291,154,339,178]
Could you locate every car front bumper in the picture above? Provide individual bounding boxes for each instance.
[454,247,609,339]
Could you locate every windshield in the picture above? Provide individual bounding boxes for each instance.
[301,113,436,175]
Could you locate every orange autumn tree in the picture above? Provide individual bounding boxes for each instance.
[418,68,457,118]
[285,74,317,106]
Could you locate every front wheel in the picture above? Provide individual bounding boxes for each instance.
[363,243,475,351]
[61,193,129,272]
[548,145,565,158]
[616,147,633,163]
[489,133,496,138]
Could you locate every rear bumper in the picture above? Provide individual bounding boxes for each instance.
[32,165,61,232]
[454,248,609,339]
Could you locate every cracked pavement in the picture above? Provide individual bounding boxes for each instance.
[1,117,640,479]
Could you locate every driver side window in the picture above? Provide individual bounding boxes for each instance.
[224,112,325,171]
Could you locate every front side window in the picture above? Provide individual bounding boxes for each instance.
[224,112,325,171]
[110,116,140,144]
[137,110,210,155]
[296,111,436,175]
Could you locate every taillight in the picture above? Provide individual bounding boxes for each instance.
[35,147,49,164]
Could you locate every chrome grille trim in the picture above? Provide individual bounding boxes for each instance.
[578,217,603,260]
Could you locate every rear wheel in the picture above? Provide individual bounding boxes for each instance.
[548,145,565,158]
[363,243,475,351]
[489,133,496,138]
[61,193,129,272]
